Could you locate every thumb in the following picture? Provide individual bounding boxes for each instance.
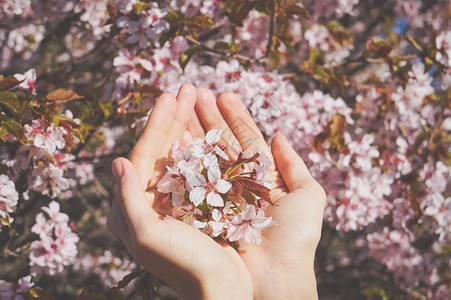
[271,134,314,191]
[112,157,156,228]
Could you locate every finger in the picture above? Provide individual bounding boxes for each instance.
[217,92,271,157]
[187,110,206,138]
[271,134,317,192]
[112,157,158,229]
[159,84,197,157]
[195,88,241,157]
[130,94,177,188]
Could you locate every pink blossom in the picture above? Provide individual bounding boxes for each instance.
[29,201,79,276]
[73,250,137,288]
[116,3,169,49]
[435,31,450,67]
[23,119,66,155]
[226,205,275,246]
[0,275,34,300]
[14,69,37,95]
[30,164,71,198]
[0,174,19,230]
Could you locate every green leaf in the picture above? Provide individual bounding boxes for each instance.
[47,89,83,103]
[327,20,352,46]
[213,41,233,51]
[2,120,26,142]
[165,9,183,23]
[99,101,113,118]
[53,115,79,128]
[23,288,56,300]
[231,2,254,26]
[133,2,148,14]
[0,91,20,113]
[254,1,270,14]
[0,76,20,91]
[0,216,11,228]
[179,47,196,70]
[364,39,392,58]
[183,14,215,28]
[314,66,329,83]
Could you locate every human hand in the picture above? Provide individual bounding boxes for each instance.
[187,88,326,299]
[106,84,253,299]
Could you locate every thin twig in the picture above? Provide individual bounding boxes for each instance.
[184,35,267,64]
[265,1,277,58]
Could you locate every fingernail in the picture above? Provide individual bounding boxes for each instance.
[112,160,123,180]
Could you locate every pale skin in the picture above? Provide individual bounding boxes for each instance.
[107,84,326,299]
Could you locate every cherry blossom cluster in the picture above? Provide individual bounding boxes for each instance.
[73,250,137,288]
[157,129,276,246]
[29,201,79,276]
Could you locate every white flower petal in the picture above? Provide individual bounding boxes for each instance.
[184,168,205,187]
[190,143,205,158]
[189,187,207,206]
[242,205,257,220]
[157,173,176,193]
[215,179,232,194]
[172,192,185,207]
[251,216,274,229]
[214,145,229,161]
[211,208,222,222]
[206,191,224,207]
[206,129,222,145]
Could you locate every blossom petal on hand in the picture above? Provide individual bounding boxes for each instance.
[211,208,221,221]
[172,192,185,207]
[189,187,207,206]
[244,226,262,245]
[251,215,275,229]
[206,191,224,207]
[183,167,205,187]
[215,179,232,194]
[226,225,242,242]
[208,220,225,237]
[206,129,222,145]
[242,205,257,220]
[204,153,221,182]
[190,139,206,158]
[157,172,177,193]
[214,145,229,161]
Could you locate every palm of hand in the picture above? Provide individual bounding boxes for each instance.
[108,85,325,299]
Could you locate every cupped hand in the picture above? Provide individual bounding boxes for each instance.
[107,84,253,299]
[188,88,326,299]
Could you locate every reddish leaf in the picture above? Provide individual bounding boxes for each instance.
[47,89,83,103]
[0,76,20,91]
[285,4,310,18]
[232,181,242,197]
[235,177,270,192]
[241,187,257,205]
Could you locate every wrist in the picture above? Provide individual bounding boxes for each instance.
[174,267,253,300]
[250,253,318,300]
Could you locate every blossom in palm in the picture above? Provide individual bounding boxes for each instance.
[226,205,275,246]
[158,129,275,246]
